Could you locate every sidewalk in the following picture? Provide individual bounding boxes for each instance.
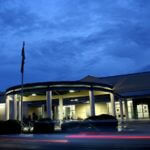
[118,119,150,134]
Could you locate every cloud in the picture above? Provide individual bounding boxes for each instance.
[0,2,43,37]
[0,0,150,90]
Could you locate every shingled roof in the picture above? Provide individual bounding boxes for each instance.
[81,72,150,97]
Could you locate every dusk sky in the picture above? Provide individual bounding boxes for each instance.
[0,0,150,91]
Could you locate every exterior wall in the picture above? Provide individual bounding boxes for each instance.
[0,103,5,120]
[75,102,108,119]
[27,106,43,120]
[95,102,108,115]
[75,104,90,119]
[4,91,150,121]
[23,103,28,118]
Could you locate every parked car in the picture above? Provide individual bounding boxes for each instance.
[61,114,118,132]
[85,114,118,131]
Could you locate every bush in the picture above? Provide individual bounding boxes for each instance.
[61,121,82,132]
[33,118,55,133]
[0,121,5,134]
[0,120,21,134]
[86,114,118,126]
[86,114,117,120]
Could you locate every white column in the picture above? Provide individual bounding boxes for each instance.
[89,90,95,116]
[41,104,45,118]
[5,95,10,120]
[54,106,57,120]
[124,99,129,120]
[46,91,52,119]
[12,95,17,120]
[18,95,22,121]
[119,99,124,121]
[59,97,63,121]
[55,106,59,120]
[110,93,116,116]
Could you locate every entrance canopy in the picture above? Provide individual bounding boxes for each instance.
[5,81,113,95]
[5,81,116,121]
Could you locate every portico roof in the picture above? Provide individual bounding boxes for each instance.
[6,81,113,95]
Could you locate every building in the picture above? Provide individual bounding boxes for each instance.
[0,92,5,120]
[1,71,150,122]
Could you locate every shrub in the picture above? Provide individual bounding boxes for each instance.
[33,118,55,133]
[86,114,117,120]
[0,121,5,134]
[0,120,22,134]
[61,121,82,132]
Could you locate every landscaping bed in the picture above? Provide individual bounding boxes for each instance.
[0,120,21,134]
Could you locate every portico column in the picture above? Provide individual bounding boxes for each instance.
[5,95,10,120]
[12,95,17,120]
[41,105,45,118]
[18,96,22,121]
[59,97,63,121]
[119,99,124,122]
[110,93,116,116]
[124,99,129,120]
[89,89,95,116]
[46,91,52,119]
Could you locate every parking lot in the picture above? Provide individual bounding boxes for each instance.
[0,120,150,150]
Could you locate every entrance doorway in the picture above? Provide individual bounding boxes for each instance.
[63,105,75,120]
[137,104,149,119]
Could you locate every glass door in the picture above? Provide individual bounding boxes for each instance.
[137,104,149,119]
[63,105,75,120]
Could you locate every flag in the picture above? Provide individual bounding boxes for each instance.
[21,41,25,73]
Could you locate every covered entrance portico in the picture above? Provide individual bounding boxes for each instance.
[5,81,119,123]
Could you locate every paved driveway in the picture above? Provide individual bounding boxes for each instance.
[0,120,150,150]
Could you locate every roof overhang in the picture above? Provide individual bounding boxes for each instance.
[6,81,113,95]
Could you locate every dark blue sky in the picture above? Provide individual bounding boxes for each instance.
[0,0,150,91]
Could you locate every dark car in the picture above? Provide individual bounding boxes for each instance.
[84,114,118,131]
[61,114,118,132]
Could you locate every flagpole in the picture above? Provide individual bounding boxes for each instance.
[21,68,24,123]
[20,41,25,124]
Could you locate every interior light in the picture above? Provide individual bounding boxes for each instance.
[32,93,37,96]
[69,90,75,93]
[71,99,78,102]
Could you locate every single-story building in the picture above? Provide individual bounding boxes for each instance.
[1,71,150,122]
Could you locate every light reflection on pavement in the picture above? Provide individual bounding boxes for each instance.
[0,121,150,150]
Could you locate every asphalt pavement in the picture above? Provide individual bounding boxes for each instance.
[0,120,150,150]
